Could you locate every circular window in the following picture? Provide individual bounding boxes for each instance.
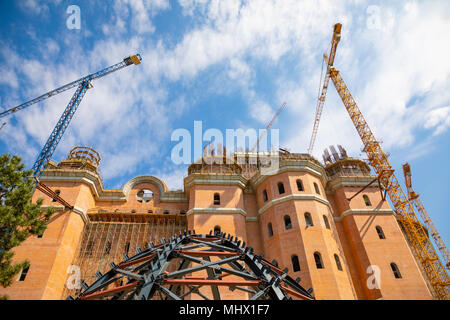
[136,189,153,203]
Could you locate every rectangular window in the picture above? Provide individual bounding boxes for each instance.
[19,266,30,281]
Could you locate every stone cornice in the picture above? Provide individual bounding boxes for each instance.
[160,192,189,202]
[258,193,331,215]
[326,176,379,194]
[186,207,247,217]
[184,173,247,193]
[40,170,186,203]
[333,208,394,222]
[40,205,89,224]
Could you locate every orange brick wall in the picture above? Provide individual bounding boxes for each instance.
[328,184,432,300]
[0,158,434,300]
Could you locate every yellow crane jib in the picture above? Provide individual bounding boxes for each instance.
[307,23,342,155]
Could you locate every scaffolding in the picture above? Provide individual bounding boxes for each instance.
[62,213,187,299]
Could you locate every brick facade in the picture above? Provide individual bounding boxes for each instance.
[0,150,432,300]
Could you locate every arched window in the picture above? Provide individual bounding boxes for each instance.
[163,210,169,215]
[284,215,292,230]
[268,223,274,237]
[179,210,186,215]
[214,225,221,235]
[314,252,324,269]
[52,190,61,202]
[148,210,153,214]
[131,209,136,214]
[296,179,304,191]
[314,183,320,195]
[334,254,343,271]
[278,182,285,194]
[323,215,330,229]
[363,194,371,206]
[390,263,402,279]
[305,212,314,227]
[262,189,268,202]
[214,193,220,205]
[18,266,30,281]
[291,255,301,272]
[376,226,386,239]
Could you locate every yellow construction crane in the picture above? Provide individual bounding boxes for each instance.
[307,23,342,155]
[403,163,450,269]
[314,23,449,299]
[250,102,287,153]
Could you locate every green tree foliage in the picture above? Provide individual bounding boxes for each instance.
[0,154,54,292]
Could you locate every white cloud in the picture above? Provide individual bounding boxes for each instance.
[3,0,450,186]
[157,166,188,190]
[249,100,274,125]
[425,106,450,136]
[227,58,251,86]
[107,0,171,35]
[264,1,450,160]
[149,0,344,81]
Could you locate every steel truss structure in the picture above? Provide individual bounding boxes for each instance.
[329,67,450,299]
[69,231,314,300]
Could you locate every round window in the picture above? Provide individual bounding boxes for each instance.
[136,189,153,203]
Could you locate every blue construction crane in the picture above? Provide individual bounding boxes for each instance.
[0,54,142,183]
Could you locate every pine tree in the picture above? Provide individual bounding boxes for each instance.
[0,154,54,297]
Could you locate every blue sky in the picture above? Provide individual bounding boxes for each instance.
[0,1,449,252]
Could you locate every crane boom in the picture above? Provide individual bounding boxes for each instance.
[307,23,342,155]
[0,55,141,119]
[329,66,450,299]
[250,102,287,153]
[5,54,142,180]
[403,163,450,269]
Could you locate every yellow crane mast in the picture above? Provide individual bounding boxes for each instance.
[403,163,450,269]
[328,65,450,299]
[310,22,450,299]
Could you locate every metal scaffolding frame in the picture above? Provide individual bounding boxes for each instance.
[62,214,187,299]
[68,231,314,301]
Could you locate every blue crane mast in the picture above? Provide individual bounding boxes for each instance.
[1,54,142,182]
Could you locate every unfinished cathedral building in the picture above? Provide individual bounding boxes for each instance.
[0,146,433,300]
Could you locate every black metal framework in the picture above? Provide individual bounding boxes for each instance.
[69,231,314,300]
